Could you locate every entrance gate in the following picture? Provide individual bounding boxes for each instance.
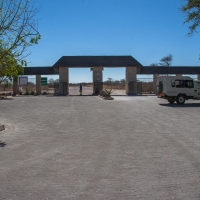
[13,56,146,95]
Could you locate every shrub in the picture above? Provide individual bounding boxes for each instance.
[24,90,30,95]
[99,88,114,98]
[30,91,35,95]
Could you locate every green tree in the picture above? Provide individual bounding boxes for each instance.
[0,0,41,83]
[0,49,24,84]
[181,0,200,36]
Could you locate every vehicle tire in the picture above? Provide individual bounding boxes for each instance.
[176,95,185,104]
[168,100,175,104]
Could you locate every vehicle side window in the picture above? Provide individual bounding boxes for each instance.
[175,80,185,88]
[197,82,200,88]
[185,80,194,88]
[171,80,175,87]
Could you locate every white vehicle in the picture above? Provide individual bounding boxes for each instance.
[156,76,200,104]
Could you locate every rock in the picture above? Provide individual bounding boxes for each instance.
[0,124,5,131]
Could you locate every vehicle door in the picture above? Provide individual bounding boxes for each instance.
[174,79,185,95]
[184,79,194,97]
[194,81,200,99]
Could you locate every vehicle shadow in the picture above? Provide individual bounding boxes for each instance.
[159,103,200,107]
[0,141,6,147]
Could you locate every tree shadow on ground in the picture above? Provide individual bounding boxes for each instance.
[111,94,150,97]
[159,103,200,108]
[0,141,6,147]
[46,94,152,97]
[0,98,13,100]
[45,94,94,97]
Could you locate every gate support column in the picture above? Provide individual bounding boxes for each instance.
[153,74,159,94]
[126,66,137,95]
[198,74,200,80]
[13,77,18,95]
[59,67,69,95]
[92,67,103,95]
[36,75,41,95]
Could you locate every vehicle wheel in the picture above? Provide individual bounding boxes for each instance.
[168,100,175,104]
[176,95,185,104]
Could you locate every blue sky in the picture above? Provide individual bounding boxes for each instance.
[27,0,200,83]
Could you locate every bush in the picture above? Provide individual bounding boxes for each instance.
[24,90,30,95]
[30,91,35,95]
[99,88,114,98]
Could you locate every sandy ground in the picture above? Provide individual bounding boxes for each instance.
[0,86,126,95]
[1,95,200,199]
[69,86,126,95]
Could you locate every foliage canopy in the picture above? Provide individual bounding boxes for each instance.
[0,0,41,83]
[181,0,200,36]
[159,54,173,66]
[150,54,173,67]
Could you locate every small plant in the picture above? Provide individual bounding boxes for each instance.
[24,90,30,95]
[99,88,115,98]
[30,91,35,95]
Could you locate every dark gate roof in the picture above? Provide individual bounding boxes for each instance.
[23,67,57,75]
[139,66,200,74]
[53,56,143,68]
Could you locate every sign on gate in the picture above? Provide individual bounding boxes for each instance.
[19,76,28,85]
[41,77,47,85]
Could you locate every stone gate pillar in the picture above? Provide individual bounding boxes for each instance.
[126,66,137,95]
[92,67,103,95]
[13,77,18,95]
[153,74,159,94]
[59,67,69,95]
[36,75,41,95]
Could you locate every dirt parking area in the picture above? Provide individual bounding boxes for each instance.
[0,95,200,199]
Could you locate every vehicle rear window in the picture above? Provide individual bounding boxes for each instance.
[185,80,194,88]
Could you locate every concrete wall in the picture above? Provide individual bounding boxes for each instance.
[13,78,18,95]
[36,75,41,95]
[153,74,159,94]
[126,67,137,95]
[59,67,69,95]
[92,67,103,95]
